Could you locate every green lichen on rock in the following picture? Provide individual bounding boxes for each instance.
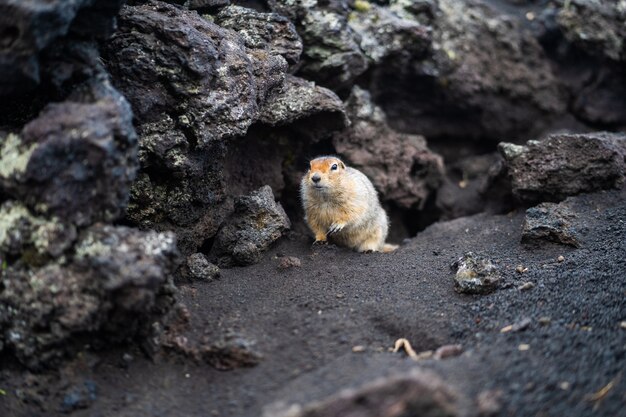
[0,133,37,181]
[557,0,626,61]
[0,201,76,260]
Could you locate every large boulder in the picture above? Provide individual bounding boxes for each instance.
[268,0,369,90]
[0,224,179,369]
[103,0,287,148]
[556,0,626,62]
[499,132,626,203]
[0,0,125,95]
[214,5,303,67]
[0,79,137,227]
[105,1,347,256]
[368,0,567,142]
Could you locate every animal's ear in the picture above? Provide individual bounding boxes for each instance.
[339,161,345,169]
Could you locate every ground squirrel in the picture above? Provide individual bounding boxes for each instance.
[300,156,398,253]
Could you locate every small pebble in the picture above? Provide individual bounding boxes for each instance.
[557,255,565,262]
[620,321,626,329]
[518,282,535,291]
[518,343,530,351]
[278,256,302,269]
[515,265,528,274]
[559,381,570,390]
[352,345,366,353]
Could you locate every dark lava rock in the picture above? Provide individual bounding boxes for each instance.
[0,79,137,227]
[215,5,303,66]
[556,0,626,62]
[499,132,626,203]
[187,0,230,10]
[451,252,501,294]
[347,1,432,65]
[104,1,335,257]
[187,253,220,281]
[0,201,76,259]
[522,202,581,247]
[104,0,287,148]
[268,0,368,90]
[537,2,626,128]
[266,368,463,417]
[0,225,178,369]
[333,86,444,209]
[60,380,97,413]
[0,0,125,95]
[368,0,566,142]
[210,186,290,267]
[258,75,348,139]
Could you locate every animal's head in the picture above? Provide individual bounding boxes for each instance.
[305,156,346,190]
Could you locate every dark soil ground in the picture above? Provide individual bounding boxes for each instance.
[1,187,625,417]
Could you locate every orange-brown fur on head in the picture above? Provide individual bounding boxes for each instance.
[305,156,346,191]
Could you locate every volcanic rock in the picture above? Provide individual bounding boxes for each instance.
[499,132,626,203]
[210,186,291,267]
[522,202,581,247]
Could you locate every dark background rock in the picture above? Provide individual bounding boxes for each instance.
[210,186,290,266]
[499,132,626,203]
[0,0,125,96]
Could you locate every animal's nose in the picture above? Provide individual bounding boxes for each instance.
[311,174,321,183]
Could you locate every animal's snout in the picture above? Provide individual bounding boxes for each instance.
[311,174,321,183]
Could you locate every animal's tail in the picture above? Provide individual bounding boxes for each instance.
[382,243,399,253]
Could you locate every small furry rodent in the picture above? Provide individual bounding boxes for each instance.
[300,156,398,253]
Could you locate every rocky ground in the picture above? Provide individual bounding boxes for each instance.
[0,0,625,416]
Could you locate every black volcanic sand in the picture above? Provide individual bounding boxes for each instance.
[1,188,625,417]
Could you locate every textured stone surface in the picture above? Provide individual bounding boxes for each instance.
[499,132,626,203]
[187,253,220,281]
[268,0,368,90]
[259,75,348,138]
[556,0,626,62]
[104,0,287,148]
[0,201,76,259]
[347,1,432,65]
[0,79,137,227]
[215,5,303,66]
[522,202,581,247]
[210,186,290,267]
[333,86,444,209]
[368,0,567,141]
[0,0,125,95]
[0,225,178,369]
[451,252,501,294]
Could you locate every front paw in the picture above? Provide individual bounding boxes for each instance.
[313,239,328,246]
[328,222,346,235]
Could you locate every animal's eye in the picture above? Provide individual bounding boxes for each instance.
[331,164,338,170]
